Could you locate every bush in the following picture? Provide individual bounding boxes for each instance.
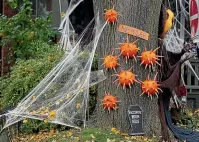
[177,108,199,131]
[0,0,64,134]
[0,0,56,60]
[20,119,57,134]
[0,44,63,110]
[0,44,63,133]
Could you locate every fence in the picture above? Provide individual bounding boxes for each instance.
[183,59,199,108]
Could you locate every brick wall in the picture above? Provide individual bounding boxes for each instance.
[2,0,17,17]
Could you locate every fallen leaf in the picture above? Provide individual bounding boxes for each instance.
[107,138,116,142]
[23,119,28,123]
[76,103,81,109]
[90,134,96,139]
[66,131,73,137]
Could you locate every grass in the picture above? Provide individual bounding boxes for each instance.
[13,128,158,142]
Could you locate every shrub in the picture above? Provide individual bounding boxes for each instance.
[0,0,56,60]
[0,44,63,133]
[0,44,63,110]
[177,108,199,131]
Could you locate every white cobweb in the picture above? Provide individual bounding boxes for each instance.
[58,0,83,50]
[0,0,107,130]
[164,0,199,83]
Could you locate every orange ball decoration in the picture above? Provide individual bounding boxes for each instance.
[102,92,119,113]
[118,39,139,63]
[103,54,119,71]
[112,67,139,89]
[140,73,162,99]
[104,9,118,23]
[139,47,162,69]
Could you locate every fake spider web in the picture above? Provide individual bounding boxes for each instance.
[0,0,107,130]
[164,0,199,82]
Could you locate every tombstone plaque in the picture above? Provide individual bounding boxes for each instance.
[128,105,144,136]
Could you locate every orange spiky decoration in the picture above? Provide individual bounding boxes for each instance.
[104,8,118,23]
[138,47,162,69]
[102,52,119,71]
[140,73,162,99]
[117,36,139,63]
[102,92,119,113]
[112,67,139,89]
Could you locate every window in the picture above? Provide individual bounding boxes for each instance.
[0,0,3,14]
[19,0,52,17]
[33,0,52,17]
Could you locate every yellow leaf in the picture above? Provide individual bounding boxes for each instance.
[23,119,28,123]
[40,111,45,115]
[48,110,56,120]
[32,111,37,114]
[44,119,48,123]
[66,131,73,137]
[44,107,49,113]
[90,134,96,139]
[66,94,70,99]
[76,103,81,109]
[125,136,130,140]
[61,12,66,18]
[74,137,79,140]
[32,96,36,100]
[188,112,193,117]
[120,133,128,136]
[49,129,55,136]
[107,138,116,142]
[111,127,120,134]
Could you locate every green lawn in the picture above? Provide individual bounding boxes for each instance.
[13,128,157,142]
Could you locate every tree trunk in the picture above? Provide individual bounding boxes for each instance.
[93,0,163,136]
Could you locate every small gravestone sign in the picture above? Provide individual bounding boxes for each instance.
[128,105,144,136]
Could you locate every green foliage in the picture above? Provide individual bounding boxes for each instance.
[43,128,157,142]
[177,108,199,131]
[81,128,121,142]
[0,0,63,134]
[20,119,57,134]
[0,44,63,109]
[13,128,158,142]
[0,43,63,133]
[0,0,56,59]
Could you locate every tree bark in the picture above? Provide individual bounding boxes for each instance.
[93,0,163,136]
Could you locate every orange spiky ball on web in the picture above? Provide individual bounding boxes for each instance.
[112,67,139,89]
[102,52,119,71]
[138,47,162,69]
[102,92,119,113]
[104,8,118,23]
[140,73,162,99]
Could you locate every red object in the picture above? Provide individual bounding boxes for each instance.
[175,85,187,97]
[179,85,187,97]
[3,1,17,17]
[190,0,199,37]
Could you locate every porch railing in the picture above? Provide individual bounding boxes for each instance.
[183,59,199,108]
